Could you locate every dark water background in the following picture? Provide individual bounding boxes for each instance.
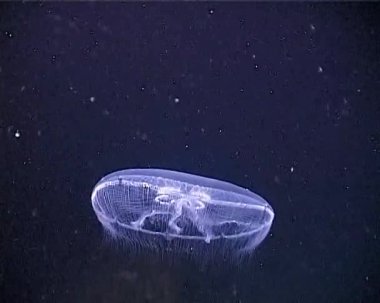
[1,2,379,303]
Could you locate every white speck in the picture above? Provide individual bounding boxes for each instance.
[209,8,214,15]
[318,66,323,73]
[141,133,148,141]
[174,97,180,103]
[232,284,237,296]
[20,86,26,92]
[310,24,316,31]
[90,96,95,103]
[252,54,256,59]
[14,130,21,138]
[254,64,259,70]
[290,166,294,173]
[357,88,361,93]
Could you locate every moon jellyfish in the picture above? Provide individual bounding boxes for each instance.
[91,168,274,261]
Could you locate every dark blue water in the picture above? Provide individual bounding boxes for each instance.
[2,3,379,303]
